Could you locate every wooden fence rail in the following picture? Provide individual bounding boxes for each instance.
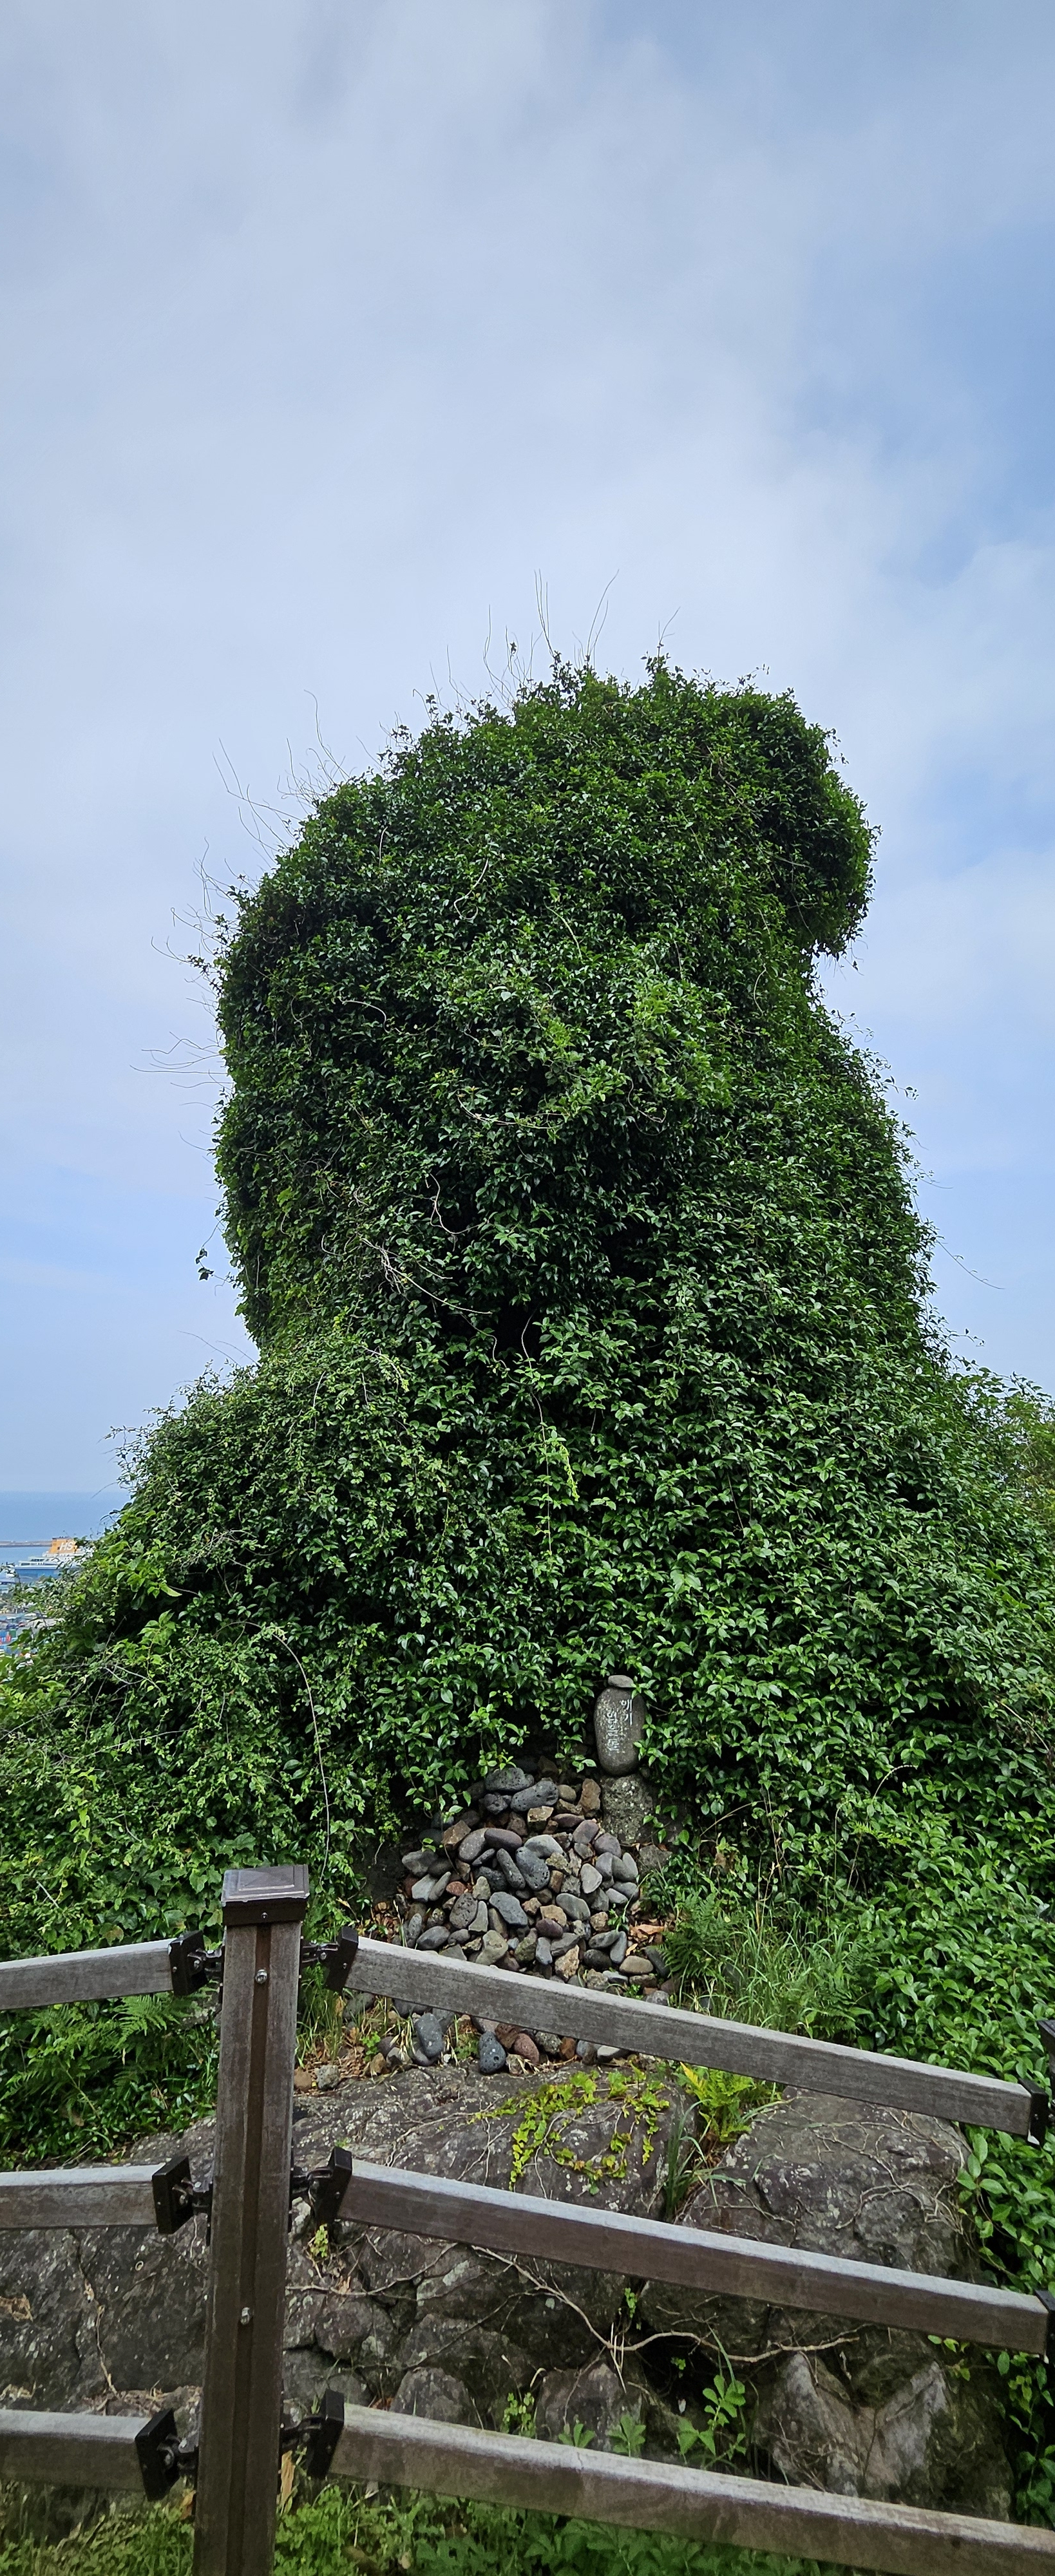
[0,1938,182,2011]
[3,1866,1055,2576]
[339,2155,1052,2356]
[0,2166,166,2230]
[346,1934,1047,2139]
[0,2407,179,2499]
[327,2404,1055,2576]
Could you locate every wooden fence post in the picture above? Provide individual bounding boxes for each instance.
[193,1864,308,2576]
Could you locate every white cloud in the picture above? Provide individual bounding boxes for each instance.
[2,0,1055,1474]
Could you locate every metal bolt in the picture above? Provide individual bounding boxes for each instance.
[240,2305,252,2325]
[254,1969,269,1985]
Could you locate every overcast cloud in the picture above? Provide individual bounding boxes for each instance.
[2,1,1054,1488]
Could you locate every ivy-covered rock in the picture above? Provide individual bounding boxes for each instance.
[2,660,1055,2197]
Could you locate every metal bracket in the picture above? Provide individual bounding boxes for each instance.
[299,1924,359,1993]
[135,2406,192,2501]
[168,1931,223,1997]
[152,2153,213,2236]
[1028,2086,1049,2149]
[302,2390,345,2481]
[289,2145,353,2230]
[280,2388,345,2477]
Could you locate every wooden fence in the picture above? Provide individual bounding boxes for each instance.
[2,1862,1055,2576]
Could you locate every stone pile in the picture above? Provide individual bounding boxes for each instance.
[398,1762,670,2003]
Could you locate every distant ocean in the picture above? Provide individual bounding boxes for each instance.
[0,1491,126,1550]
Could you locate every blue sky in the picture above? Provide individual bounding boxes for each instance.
[2,1,1054,1488]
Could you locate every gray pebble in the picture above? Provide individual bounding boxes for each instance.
[484,1767,533,1795]
[580,1864,602,1898]
[402,1847,439,1873]
[458,1828,486,1866]
[410,1871,450,1904]
[478,2033,508,2074]
[520,1835,562,1860]
[404,1910,425,1946]
[613,1855,639,1885]
[534,1937,553,1971]
[508,1779,556,1815]
[490,1890,529,1931]
[497,1850,526,1889]
[417,1926,450,1950]
[413,2012,446,2061]
[315,2062,341,2091]
[610,1930,628,1966]
[517,1853,551,1892]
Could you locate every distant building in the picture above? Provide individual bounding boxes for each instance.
[0,1607,38,1652]
[0,1535,86,1646]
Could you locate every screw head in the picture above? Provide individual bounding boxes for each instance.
[254,1969,269,1984]
[239,2306,252,2325]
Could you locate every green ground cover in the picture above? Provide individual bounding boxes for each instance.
[0,2481,846,2576]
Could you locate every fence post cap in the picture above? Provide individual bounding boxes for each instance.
[222,1863,310,1925]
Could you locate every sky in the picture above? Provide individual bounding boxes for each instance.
[2,1,1054,1491]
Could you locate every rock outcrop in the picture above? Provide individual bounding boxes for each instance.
[640,2090,1011,2519]
[0,2061,674,2435]
[0,2072,1012,2521]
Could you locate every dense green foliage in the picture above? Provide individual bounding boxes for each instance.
[3,661,1055,2504]
[215,667,875,1349]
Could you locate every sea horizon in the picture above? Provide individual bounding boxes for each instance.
[0,1490,126,1547]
